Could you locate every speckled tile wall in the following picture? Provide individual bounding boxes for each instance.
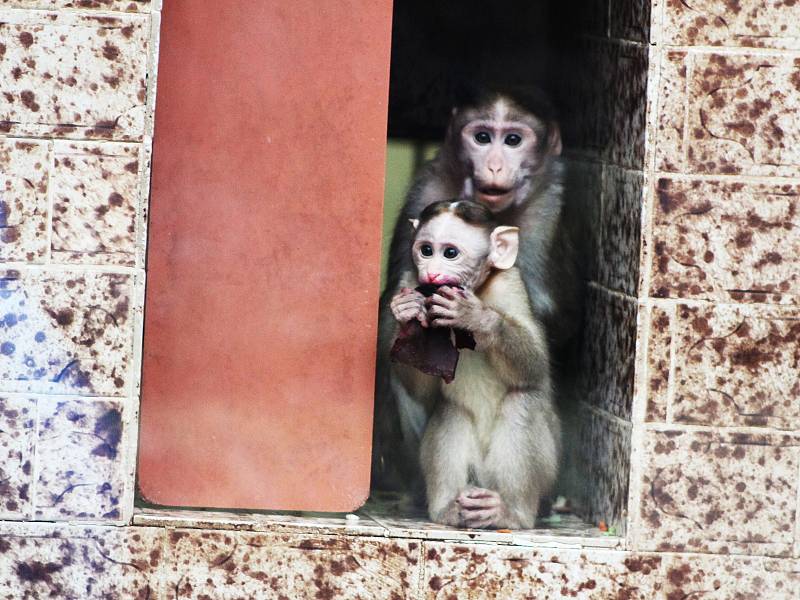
[0,0,797,595]
[0,0,157,528]
[629,0,800,567]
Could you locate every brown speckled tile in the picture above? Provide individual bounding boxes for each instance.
[0,269,134,397]
[0,522,164,597]
[423,543,663,599]
[643,304,673,422]
[663,0,800,49]
[651,177,800,305]
[608,41,649,170]
[0,0,153,11]
[562,39,648,168]
[578,408,632,531]
[0,10,150,141]
[0,396,34,519]
[580,286,639,419]
[610,0,651,43]
[654,50,688,173]
[34,398,126,521]
[662,553,800,599]
[598,166,644,296]
[634,429,799,556]
[683,53,800,177]
[671,303,800,429]
[564,158,602,282]
[165,529,421,599]
[51,141,140,266]
[0,138,50,263]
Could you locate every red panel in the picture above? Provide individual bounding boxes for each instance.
[138,2,392,510]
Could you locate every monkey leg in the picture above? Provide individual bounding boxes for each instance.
[482,391,560,530]
[420,404,480,527]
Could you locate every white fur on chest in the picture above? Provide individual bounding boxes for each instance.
[442,350,505,450]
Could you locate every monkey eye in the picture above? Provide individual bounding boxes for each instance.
[504,133,522,147]
[474,131,491,145]
[420,244,434,257]
[443,246,459,259]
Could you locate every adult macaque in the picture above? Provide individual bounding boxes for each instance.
[392,200,559,528]
[373,88,578,491]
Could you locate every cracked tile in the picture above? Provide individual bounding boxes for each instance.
[0,269,134,397]
[0,521,163,597]
[51,141,140,266]
[651,177,800,305]
[0,396,34,519]
[0,10,150,141]
[35,398,126,521]
[165,529,421,599]
[635,429,799,556]
[663,0,800,49]
[671,303,800,429]
[677,53,800,177]
[0,138,50,263]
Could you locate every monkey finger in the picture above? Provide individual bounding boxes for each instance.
[461,507,500,522]
[457,495,501,510]
[429,295,457,310]
[436,286,459,298]
[428,305,456,319]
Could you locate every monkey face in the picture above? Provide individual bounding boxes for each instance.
[411,212,519,291]
[455,98,561,213]
[412,213,492,290]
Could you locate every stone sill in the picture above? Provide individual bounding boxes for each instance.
[133,506,622,551]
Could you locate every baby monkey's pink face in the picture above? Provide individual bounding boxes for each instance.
[411,213,494,291]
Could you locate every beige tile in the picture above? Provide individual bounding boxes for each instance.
[0,269,134,397]
[0,10,150,141]
[662,553,800,599]
[578,408,632,531]
[51,141,141,266]
[580,287,639,419]
[165,529,422,599]
[598,166,644,296]
[0,521,164,597]
[0,138,50,263]
[663,0,800,49]
[0,0,153,11]
[671,303,800,429]
[34,398,126,521]
[651,177,800,305]
[634,428,799,556]
[0,396,34,519]
[654,50,688,173]
[684,53,800,177]
[643,304,672,422]
[422,543,663,599]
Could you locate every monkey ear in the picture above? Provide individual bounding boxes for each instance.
[408,218,419,230]
[547,123,563,156]
[489,226,520,270]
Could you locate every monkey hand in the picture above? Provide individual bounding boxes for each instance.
[390,287,429,327]
[429,287,499,339]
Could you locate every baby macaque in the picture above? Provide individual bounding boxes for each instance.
[389,200,560,529]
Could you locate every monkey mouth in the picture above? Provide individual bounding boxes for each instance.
[475,186,514,208]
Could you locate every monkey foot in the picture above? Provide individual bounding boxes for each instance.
[456,487,508,529]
